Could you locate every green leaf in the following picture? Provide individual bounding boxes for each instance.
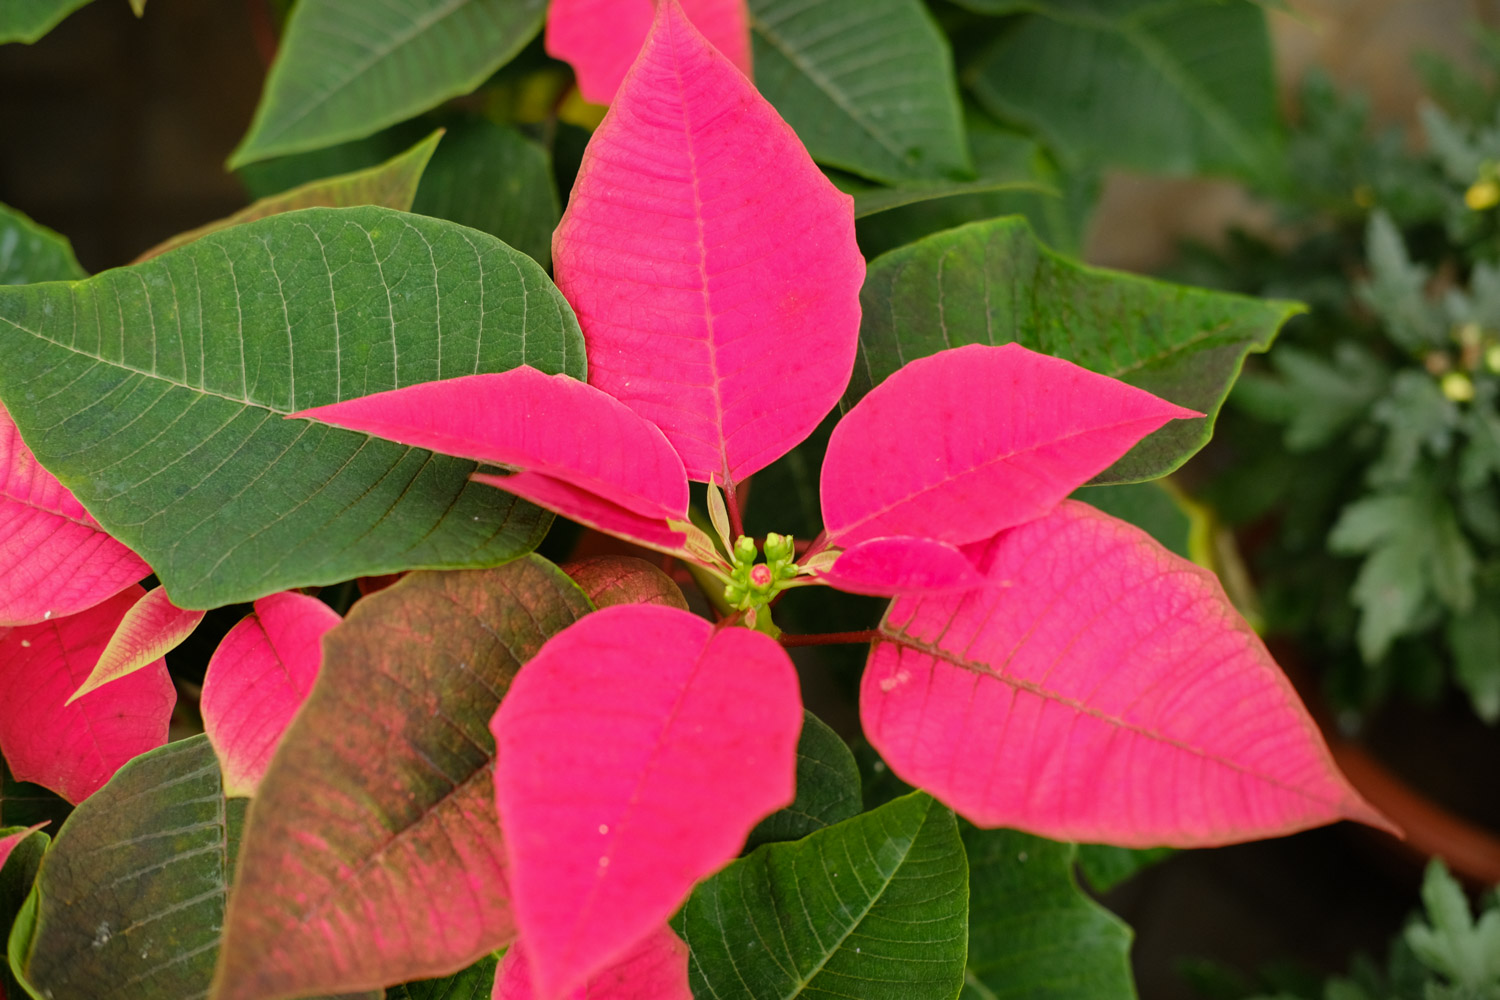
[849,178,1055,219]
[1447,596,1500,723]
[0,206,584,609]
[215,559,590,1000]
[1330,490,1477,662]
[852,113,1095,260]
[7,736,377,1000]
[962,826,1135,1000]
[675,790,968,999]
[385,954,498,999]
[411,120,559,269]
[744,711,862,852]
[1073,844,1173,895]
[1369,371,1459,486]
[230,0,547,167]
[0,204,86,284]
[1358,211,1446,354]
[136,130,443,262]
[0,824,49,1000]
[1405,860,1500,993]
[749,0,970,183]
[967,0,1280,178]
[1232,343,1389,453]
[851,216,1303,482]
[0,0,91,43]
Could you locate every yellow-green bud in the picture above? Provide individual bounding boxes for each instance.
[733,535,758,565]
[1441,371,1476,402]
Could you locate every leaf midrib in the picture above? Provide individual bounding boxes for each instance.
[782,797,933,996]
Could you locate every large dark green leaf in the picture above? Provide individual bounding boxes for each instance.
[1,824,49,1000]
[411,120,559,269]
[744,711,862,852]
[0,204,85,285]
[5,736,378,1000]
[750,0,970,183]
[231,0,547,166]
[0,206,584,608]
[966,0,1279,179]
[853,112,1096,260]
[214,559,590,1000]
[962,826,1135,1000]
[850,216,1302,482]
[676,791,968,998]
[0,0,91,43]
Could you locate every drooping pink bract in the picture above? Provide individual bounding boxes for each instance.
[547,0,752,106]
[201,591,341,797]
[861,500,1394,846]
[492,603,801,998]
[552,0,864,486]
[495,925,691,1000]
[818,536,987,596]
[820,343,1199,548]
[293,368,693,551]
[0,586,175,804]
[0,402,148,626]
[67,586,204,703]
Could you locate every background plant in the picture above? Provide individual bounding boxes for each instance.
[1187,36,1500,723]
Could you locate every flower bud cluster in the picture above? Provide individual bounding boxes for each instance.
[723,532,798,612]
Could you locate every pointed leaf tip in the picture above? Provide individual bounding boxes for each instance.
[0,586,175,804]
[822,343,1200,549]
[201,591,341,797]
[863,501,1390,846]
[493,604,802,998]
[66,586,203,704]
[547,0,752,106]
[553,0,863,485]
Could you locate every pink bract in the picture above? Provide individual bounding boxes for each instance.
[0,823,45,873]
[820,343,1199,548]
[495,925,691,1000]
[201,591,341,797]
[861,501,1393,846]
[552,0,864,486]
[0,585,175,804]
[547,0,752,105]
[67,585,204,703]
[492,603,801,998]
[0,402,148,626]
[292,368,690,523]
[818,535,987,596]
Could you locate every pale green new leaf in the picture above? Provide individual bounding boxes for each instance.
[0,206,584,609]
[231,0,547,167]
[1405,860,1500,994]
[749,0,970,183]
[0,204,86,285]
[962,826,1135,1000]
[0,0,92,43]
[967,0,1280,179]
[852,216,1302,482]
[675,791,968,998]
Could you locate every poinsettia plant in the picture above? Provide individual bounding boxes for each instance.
[0,1,1397,999]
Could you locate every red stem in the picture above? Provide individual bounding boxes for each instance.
[725,478,746,539]
[778,629,881,648]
